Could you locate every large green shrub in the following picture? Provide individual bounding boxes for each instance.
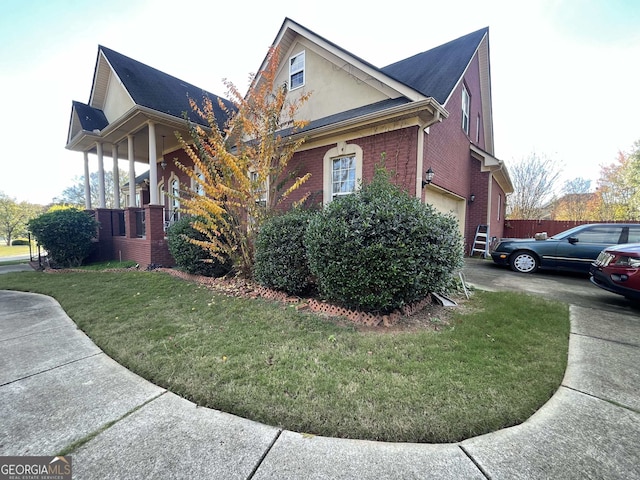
[167,216,231,277]
[28,208,99,267]
[254,208,316,295]
[305,167,464,313]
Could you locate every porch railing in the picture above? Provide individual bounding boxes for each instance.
[135,210,146,238]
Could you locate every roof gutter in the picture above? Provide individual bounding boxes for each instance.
[291,97,448,141]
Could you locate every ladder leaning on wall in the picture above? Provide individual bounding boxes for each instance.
[470,224,489,258]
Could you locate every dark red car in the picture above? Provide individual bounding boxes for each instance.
[590,243,640,301]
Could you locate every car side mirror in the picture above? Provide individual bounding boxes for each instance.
[568,237,579,244]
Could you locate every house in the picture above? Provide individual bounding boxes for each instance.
[65,18,513,267]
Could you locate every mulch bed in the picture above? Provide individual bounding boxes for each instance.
[42,264,457,331]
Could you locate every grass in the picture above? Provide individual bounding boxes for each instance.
[75,260,139,270]
[0,244,31,258]
[0,270,570,443]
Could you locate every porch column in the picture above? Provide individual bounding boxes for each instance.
[96,142,106,208]
[83,151,91,210]
[112,144,120,209]
[148,121,159,205]
[127,135,136,207]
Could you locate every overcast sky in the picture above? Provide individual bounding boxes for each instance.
[1,0,639,204]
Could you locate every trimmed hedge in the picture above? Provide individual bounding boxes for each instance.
[167,216,231,277]
[28,209,98,267]
[305,167,464,313]
[254,208,316,295]
[11,238,30,246]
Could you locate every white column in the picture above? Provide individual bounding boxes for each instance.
[83,151,92,210]
[148,121,159,205]
[96,142,106,208]
[112,144,120,209]
[128,135,136,207]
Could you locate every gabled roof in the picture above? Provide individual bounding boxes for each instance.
[381,28,489,105]
[96,46,234,130]
[71,101,109,132]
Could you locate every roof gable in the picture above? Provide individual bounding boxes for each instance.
[93,46,234,130]
[381,28,488,105]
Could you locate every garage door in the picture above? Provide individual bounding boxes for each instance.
[425,189,466,237]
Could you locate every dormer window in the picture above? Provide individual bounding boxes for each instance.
[461,86,470,135]
[289,51,305,90]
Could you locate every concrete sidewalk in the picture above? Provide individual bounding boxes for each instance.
[1,289,639,479]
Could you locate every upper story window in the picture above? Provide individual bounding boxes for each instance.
[476,113,481,143]
[332,155,356,198]
[289,51,305,90]
[462,86,470,135]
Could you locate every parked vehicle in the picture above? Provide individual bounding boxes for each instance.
[589,244,640,301]
[490,223,640,274]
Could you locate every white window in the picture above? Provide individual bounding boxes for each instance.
[170,175,180,222]
[332,156,356,198]
[497,194,502,221]
[249,171,267,206]
[323,142,363,205]
[289,51,305,90]
[192,169,205,196]
[462,86,470,135]
[476,113,481,143]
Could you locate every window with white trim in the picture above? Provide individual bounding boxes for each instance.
[332,156,356,198]
[462,86,470,135]
[289,51,305,90]
[169,175,180,222]
[249,171,268,206]
[192,168,205,196]
[476,113,481,143]
[323,142,363,204]
[497,194,502,221]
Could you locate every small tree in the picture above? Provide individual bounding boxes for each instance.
[28,207,98,267]
[0,192,42,246]
[507,152,562,219]
[175,47,312,277]
[54,170,129,208]
[552,177,591,221]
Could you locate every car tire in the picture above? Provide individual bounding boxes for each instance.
[510,251,539,273]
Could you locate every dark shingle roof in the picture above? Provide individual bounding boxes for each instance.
[381,28,488,104]
[99,46,234,130]
[72,101,109,131]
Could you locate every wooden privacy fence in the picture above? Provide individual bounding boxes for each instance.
[502,220,640,239]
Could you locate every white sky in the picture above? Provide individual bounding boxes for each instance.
[1,0,639,204]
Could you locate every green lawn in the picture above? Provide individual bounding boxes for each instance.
[0,244,30,258]
[0,270,570,443]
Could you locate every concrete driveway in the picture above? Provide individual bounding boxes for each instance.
[463,257,640,315]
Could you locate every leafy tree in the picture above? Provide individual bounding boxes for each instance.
[507,152,562,219]
[54,169,129,209]
[552,177,591,221]
[175,46,312,277]
[0,192,43,246]
[592,148,638,221]
[28,208,98,267]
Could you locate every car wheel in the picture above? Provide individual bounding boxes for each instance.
[510,251,539,273]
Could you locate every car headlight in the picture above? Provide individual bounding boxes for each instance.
[614,256,640,268]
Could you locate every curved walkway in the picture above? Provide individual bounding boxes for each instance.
[1,282,639,478]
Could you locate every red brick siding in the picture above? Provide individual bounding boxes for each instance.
[281,127,419,210]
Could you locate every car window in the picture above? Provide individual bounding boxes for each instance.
[629,226,640,243]
[572,226,623,243]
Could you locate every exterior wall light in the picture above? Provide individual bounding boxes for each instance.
[421,167,434,188]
